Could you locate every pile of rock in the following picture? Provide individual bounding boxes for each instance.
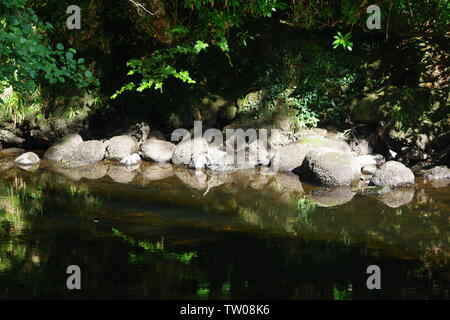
[18,123,450,191]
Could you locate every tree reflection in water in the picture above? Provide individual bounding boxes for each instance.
[0,165,448,299]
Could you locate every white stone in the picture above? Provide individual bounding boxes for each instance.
[119,153,141,166]
[14,152,40,165]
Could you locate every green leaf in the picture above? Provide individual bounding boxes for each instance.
[84,70,93,78]
[56,43,64,50]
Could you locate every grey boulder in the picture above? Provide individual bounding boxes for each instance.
[298,148,361,186]
[105,135,139,161]
[141,139,175,163]
[70,140,107,163]
[271,137,351,172]
[423,166,450,180]
[43,134,83,161]
[171,137,209,167]
[370,161,415,187]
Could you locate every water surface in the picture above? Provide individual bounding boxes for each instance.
[0,158,449,299]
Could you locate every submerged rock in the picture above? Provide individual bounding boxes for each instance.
[299,148,361,186]
[370,161,415,187]
[14,152,40,166]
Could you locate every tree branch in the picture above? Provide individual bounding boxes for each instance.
[129,0,155,15]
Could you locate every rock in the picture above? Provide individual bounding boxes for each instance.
[0,160,14,171]
[378,189,415,208]
[193,153,209,170]
[125,122,150,147]
[105,135,139,161]
[423,166,450,180]
[207,136,273,171]
[70,140,107,163]
[357,154,385,168]
[388,149,398,159]
[14,152,40,166]
[362,165,377,175]
[120,153,141,166]
[370,161,415,187]
[172,137,209,167]
[141,139,175,163]
[299,148,361,186]
[244,139,273,166]
[205,148,236,171]
[207,147,262,171]
[350,139,372,156]
[43,134,83,161]
[0,129,25,146]
[272,137,351,172]
[307,187,356,207]
[0,148,25,156]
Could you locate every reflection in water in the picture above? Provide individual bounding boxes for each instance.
[0,161,449,299]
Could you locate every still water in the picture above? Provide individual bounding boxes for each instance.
[0,158,449,299]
